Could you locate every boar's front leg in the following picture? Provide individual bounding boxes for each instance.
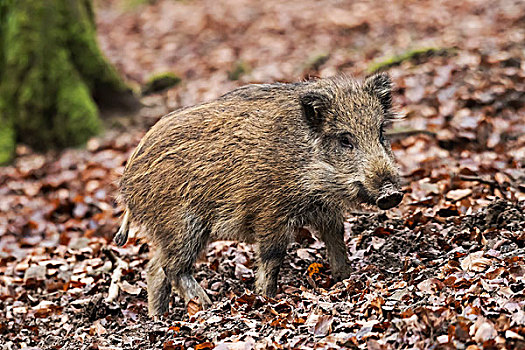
[318,221,351,281]
[255,225,289,297]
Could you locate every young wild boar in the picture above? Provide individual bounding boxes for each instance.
[116,74,403,316]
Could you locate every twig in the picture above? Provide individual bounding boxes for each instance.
[458,175,497,186]
[347,211,375,216]
[386,129,437,140]
[103,247,129,303]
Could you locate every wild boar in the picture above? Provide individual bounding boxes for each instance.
[116,74,403,316]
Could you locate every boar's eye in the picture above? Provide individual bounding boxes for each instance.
[339,133,354,150]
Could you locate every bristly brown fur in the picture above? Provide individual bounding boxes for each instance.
[117,74,402,316]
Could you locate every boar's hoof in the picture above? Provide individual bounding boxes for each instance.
[376,190,403,210]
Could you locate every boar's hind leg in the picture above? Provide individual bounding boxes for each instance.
[163,213,212,308]
[319,221,351,281]
[147,250,172,316]
[172,274,212,307]
[255,229,288,297]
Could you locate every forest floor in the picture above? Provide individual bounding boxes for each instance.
[1,0,524,349]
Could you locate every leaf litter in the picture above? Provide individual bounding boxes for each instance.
[1,0,524,349]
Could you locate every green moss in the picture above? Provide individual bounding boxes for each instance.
[303,52,330,72]
[367,47,456,73]
[66,0,130,96]
[123,0,159,10]
[0,114,15,164]
[0,0,12,77]
[0,0,136,164]
[141,72,181,95]
[53,53,101,148]
[228,61,250,81]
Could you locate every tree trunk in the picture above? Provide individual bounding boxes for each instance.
[0,0,141,164]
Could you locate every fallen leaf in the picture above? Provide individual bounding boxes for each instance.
[471,318,497,343]
[446,188,472,201]
[460,251,493,272]
[24,265,46,282]
[308,263,323,277]
[371,237,386,250]
[195,342,215,350]
[119,281,141,295]
[307,313,334,337]
[187,299,203,316]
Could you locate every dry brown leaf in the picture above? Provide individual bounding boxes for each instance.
[460,251,493,272]
[505,330,524,340]
[163,341,180,350]
[306,312,334,337]
[90,320,107,336]
[446,188,472,201]
[296,248,313,260]
[371,237,386,250]
[234,263,254,281]
[307,263,323,277]
[417,278,444,293]
[23,265,46,282]
[470,318,497,343]
[187,299,203,316]
[119,281,141,295]
[195,342,215,350]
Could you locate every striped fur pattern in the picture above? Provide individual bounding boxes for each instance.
[116,74,402,316]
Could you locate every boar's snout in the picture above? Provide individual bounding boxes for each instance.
[376,182,403,210]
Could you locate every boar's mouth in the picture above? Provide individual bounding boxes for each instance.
[356,182,377,206]
[356,182,403,210]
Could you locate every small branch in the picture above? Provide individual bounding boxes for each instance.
[347,211,375,216]
[458,175,497,186]
[386,129,437,140]
[103,247,128,303]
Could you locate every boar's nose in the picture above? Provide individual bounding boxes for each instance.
[376,182,403,210]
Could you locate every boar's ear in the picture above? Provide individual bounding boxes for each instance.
[364,73,393,111]
[300,91,331,132]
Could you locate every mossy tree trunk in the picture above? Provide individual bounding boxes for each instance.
[0,0,140,164]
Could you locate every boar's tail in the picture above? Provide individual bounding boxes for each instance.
[114,208,130,246]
